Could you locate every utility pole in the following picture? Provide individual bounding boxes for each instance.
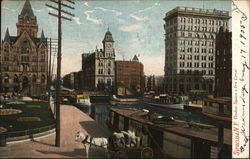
[46,0,75,147]
[0,0,2,93]
[47,38,58,116]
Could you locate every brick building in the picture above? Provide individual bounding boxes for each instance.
[215,27,232,97]
[145,75,156,92]
[115,55,144,96]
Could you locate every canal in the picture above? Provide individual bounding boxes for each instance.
[75,102,231,132]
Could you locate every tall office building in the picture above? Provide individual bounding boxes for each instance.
[163,7,230,94]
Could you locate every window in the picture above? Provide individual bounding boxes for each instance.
[3,66,9,71]
[32,75,37,83]
[4,56,9,61]
[108,69,111,75]
[14,75,19,83]
[181,32,185,37]
[4,74,9,83]
[41,66,46,72]
[41,75,46,83]
[99,69,103,74]
[32,56,37,62]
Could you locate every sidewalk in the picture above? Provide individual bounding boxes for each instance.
[0,105,111,158]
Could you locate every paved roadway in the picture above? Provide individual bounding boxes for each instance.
[0,105,111,158]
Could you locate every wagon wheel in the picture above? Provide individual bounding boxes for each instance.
[141,147,153,159]
[115,150,127,159]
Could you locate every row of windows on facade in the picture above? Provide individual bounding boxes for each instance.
[179,69,214,75]
[3,46,46,54]
[97,78,112,84]
[2,55,45,62]
[166,31,217,39]
[179,55,214,61]
[2,74,46,83]
[179,62,214,68]
[117,69,140,73]
[97,52,114,58]
[98,61,112,67]
[18,29,36,36]
[167,17,227,26]
[167,25,222,33]
[178,40,214,46]
[165,77,214,83]
[166,84,212,92]
[178,25,223,32]
[98,69,111,75]
[178,47,214,54]
[2,65,46,72]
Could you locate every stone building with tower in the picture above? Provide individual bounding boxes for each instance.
[81,29,115,91]
[163,7,230,95]
[0,0,48,96]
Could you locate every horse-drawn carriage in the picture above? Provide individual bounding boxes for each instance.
[75,130,154,159]
[107,131,154,159]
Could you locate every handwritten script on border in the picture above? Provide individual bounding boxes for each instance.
[232,0,249,158]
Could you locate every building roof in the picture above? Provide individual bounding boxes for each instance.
[103,29,114,42]
[164,6,230,20]
[132,55,139,61]
[110,107,232,145]
[3,31,46,46]
[20,0,35,19]
[4,28,11,43]
[41,30,45,39]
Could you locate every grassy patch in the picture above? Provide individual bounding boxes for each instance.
[0,101,55,137]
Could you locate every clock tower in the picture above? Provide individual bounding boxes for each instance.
[16,0,38,37]
[102,28,115,58]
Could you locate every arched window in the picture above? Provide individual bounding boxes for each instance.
[196,33,200,38]
[4,74,9,83]
[14,74,19,83]
[210,34,214,39]
[41,74,46,83]
[32,75,37,83]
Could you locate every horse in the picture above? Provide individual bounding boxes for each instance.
[121,130,141,148]
[111,130,140,148]
[75,132,109,158]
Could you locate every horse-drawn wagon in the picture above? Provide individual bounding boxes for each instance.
[107,131,154,159]
[75,130,153,159]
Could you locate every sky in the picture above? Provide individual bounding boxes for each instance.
[1,0,232,76]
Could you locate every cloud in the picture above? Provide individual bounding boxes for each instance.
[119,24,142,32]
[84,10,102,25]
[84,2,89,7]
[2,5,21,12]
[33,8,46,12]
[129,5,158,22]
[129,14,149,22]
[73,17,83,25]
[95,7,122,16]
[155,2,160,6]
[137,6,154,13]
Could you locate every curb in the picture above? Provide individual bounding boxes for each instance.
[6,128,55,145]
